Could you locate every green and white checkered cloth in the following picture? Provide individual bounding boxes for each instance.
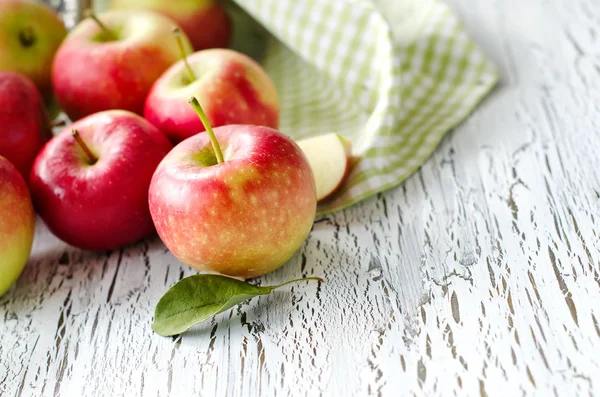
[229,0,499,215]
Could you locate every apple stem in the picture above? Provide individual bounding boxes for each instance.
[188,97,224,164]
[72,129,98,165]
[272,277,325,290]
[86,11,117,41]
[173,28,195,82]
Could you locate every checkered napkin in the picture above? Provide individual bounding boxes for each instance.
[230,0,499,215]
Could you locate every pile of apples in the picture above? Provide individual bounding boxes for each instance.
[0,0,352,297]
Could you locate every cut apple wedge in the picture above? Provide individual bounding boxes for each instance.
[297,133,352,201]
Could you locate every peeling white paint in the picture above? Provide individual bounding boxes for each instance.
[1,0,600,396]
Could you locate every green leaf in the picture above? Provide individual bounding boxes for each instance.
[152,274,323,337]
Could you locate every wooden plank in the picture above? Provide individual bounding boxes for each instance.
[1,0,600,395]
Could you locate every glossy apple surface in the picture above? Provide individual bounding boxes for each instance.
[110,0,231,51]
[0,156,35,297]
[149,124,316,278]
[0,0,67,98]
[52,10,192,121]
[30,110,173,251]
[145,49,279,143]
[0,71,51,179]
[297,133,352,201]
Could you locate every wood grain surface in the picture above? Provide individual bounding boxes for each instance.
[2,0,600,396]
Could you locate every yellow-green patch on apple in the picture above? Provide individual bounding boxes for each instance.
[0,0,67,99]
[0,156,35,297]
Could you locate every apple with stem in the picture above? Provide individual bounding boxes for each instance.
[0,71,52,179]
[296,133,352,201]
[0,155,35,297]
[29,110,173,251]
[144,30,279,144]
[149,97,316,278]
[110,0,231,51]
[0,0,67,99]
[52,10,192,121]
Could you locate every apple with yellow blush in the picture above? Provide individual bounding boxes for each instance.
[0,156,35,297]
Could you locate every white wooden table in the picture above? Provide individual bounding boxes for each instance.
[2,0,600,395]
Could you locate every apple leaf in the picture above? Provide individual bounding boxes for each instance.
[152,274,323,337]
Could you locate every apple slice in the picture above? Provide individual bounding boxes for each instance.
[297,133,352,201]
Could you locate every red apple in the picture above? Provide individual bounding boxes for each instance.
[29,110,173,251]
[110,0,231,51]
[51,10,192,121]
[0,0,67,99]
[0,156,35,297]
[0,71,52,179]
[297,133,352,201]
[144,47,279,144]
[148,98,316,278]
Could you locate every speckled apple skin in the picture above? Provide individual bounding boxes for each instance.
[149,125,316,279]
[144,49,279,144]
[29,111,173,251]
[0,156,35,296]
[51,10,192,121]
